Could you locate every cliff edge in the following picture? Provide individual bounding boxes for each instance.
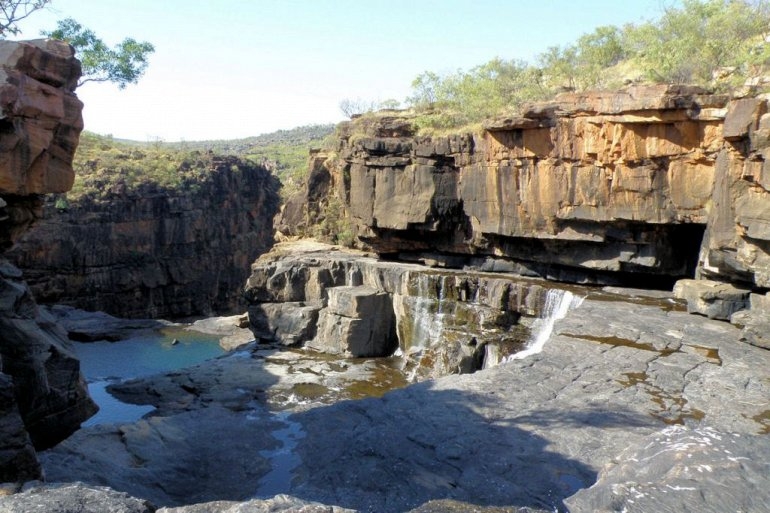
[0,39,96,484]
[279,84,770,346]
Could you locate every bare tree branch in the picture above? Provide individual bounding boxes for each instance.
[0,0,51,37]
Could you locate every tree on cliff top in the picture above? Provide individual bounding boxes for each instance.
[43,18,154,89]
[0,1,154,88]
[0,0,49,36]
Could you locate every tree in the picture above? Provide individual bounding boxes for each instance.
[0,0,49,36]
[629,0,770,85]
[339,97,377,118]
[43,17,154,88]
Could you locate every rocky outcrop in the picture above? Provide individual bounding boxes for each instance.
[0,40,94,483]
[34,270,770,512]
[0,483,156,513]
[9,157,280,318]
[280,86,726,286]
[278,85,770,344]
[0,260,96,451]
[245,241,562,378]
[565,425,770,512]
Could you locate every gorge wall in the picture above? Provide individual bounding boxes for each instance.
[0,40,96,482]
[9,157,281,319]
[278,84,770,346]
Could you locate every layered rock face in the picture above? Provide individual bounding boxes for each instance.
[0,40,95,482]
[9,157,280,318]
[264,88,770,363]
[245,241,577,378]
[278,84,770,345]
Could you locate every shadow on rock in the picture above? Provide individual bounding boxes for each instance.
[40,349,285,507]
[285,382,606,513]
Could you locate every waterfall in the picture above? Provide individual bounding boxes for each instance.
[506,288,583,361]
[409,274,449,350]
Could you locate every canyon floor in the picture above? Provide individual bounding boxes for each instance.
[2,258,769,513]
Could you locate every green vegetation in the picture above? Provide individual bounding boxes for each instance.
[67,132,217,200]
[163,124,334,198]
[406,0,770,132]
[43,18,155,88]
[0,1,155,89]
[64,125,334,202]
[0,0,48,37]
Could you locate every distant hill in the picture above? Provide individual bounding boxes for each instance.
[67,124,336,201]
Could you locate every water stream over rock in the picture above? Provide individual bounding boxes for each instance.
[506,289,585,361]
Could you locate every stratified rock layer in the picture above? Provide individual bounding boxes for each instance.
[245,241,557,378]
[0,39,93,483]
[280,86,770,303]
[10,157,280,318]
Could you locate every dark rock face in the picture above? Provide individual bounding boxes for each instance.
[9,157,280,318]
[0,259,97,450]
[0,40,94,484]
[0,370,39,483]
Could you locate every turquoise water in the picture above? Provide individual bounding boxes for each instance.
[73,326,225,426]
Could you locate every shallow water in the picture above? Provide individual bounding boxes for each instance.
[253,410,306,498]
[74,326,224,426]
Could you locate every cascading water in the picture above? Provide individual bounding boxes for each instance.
[506,288,583,361]
[409,273,450,350]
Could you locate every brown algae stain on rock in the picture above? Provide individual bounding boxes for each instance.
[751,410,770,434]
[563,333,679,355]
[685,344,722,365]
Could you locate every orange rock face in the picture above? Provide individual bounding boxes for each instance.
[294,85,770,289]
[0,39,83,197]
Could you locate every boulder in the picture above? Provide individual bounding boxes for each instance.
[0,40,82,198]
[731,292,770,349]
[248,301,322,346]
[310,286,397,357]
[723,97,766,140]
[673,278,750,320]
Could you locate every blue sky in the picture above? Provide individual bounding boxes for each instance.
[16,0,673,141]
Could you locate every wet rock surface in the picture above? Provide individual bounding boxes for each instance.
[565,425,770,512]
[35,278,770,512]
[39,406,278,507]
[245,242,554,378]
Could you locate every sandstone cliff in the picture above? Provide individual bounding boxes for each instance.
[277,84,770,346]
[0,40,95,483]
[9,155,281,319]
